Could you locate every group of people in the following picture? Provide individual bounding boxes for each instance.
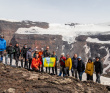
[0,35,103,83]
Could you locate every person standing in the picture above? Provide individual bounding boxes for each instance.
[6,43,14,66]
[51,51,58,75]
[71,54,78,78]
[31,54,42,71]
[33,50,39,58]
[64,54,72,76]
[26,47,37,70]
[21,44,29,68]
[14,43,20,67]
[38,48,44,72]
[0,35,6,63]
[94,57,103,83]
[59,53,66,77]
[43,46,51,73]
[77,56,85,81]
[85,58,94,80]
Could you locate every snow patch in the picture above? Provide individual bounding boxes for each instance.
[16,23,110,44]
[99,46,105,49]
[0,18,20,22]
[70,44,74,50]
[103,48,110,74]
[83,44,90,54]
[86,37,110,44]
[62,45,65,51]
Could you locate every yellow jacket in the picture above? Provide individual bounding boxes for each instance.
[85,62,94,76]
[65,58,72,70]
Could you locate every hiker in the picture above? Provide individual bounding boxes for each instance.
[71,54,78,78]
[31,54,42,71]
[38,48,44,72]
[43,46,51,73]
[14,43,20,67]
[94,57,103,83]
[51,51,58,75]
[21,44,29,68]
[6,43,14,66]
[64,54,72,76]
[0,35,6,63]
[59,53,66,77]
[77,56,85,81]
[26,47,37,70]
[33,50,39,58]
[85,58,94,80]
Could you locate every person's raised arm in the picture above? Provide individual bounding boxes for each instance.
[31,46,38,52]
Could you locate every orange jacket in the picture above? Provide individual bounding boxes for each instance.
[38,51,43,61]
[31,58,42,69]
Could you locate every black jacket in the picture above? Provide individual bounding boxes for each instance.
[72,57,78,69]
[14,45,20,56]
[77,60,85,72]
[43,50,51,57]
[6,46,14,54]
[21,47,29,58]
[94,61,103,74]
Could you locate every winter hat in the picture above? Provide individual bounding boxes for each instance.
[88,58,92,62]
[95,57,100,60]
[41,48,44,51]
[29,48,31,50]
[61,53,65,56]
[78,56,81,59]
[0,35,4,38]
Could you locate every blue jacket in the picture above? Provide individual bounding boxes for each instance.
[0,38,6,51]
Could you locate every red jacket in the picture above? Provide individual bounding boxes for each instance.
[59,56,66,66]
[31,58,42,69]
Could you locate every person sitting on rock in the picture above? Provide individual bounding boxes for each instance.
[31,54,42,71]
[64,54,72,76]
[85,58,94,81]
[77,56,85,81]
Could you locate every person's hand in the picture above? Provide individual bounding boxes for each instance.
[40,65,42,68]
[27,59,28,61]
[37,67,39,70]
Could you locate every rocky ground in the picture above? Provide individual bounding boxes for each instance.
[0,63,110,93]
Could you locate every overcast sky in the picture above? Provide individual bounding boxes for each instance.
[0,0,110,23]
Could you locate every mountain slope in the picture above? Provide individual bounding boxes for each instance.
[0,63,109,93]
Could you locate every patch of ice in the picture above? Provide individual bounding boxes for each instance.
[86,37,110,44]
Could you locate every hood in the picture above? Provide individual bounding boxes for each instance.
[0,38,4,41]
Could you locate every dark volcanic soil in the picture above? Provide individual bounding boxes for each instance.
[0,63,110,93]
